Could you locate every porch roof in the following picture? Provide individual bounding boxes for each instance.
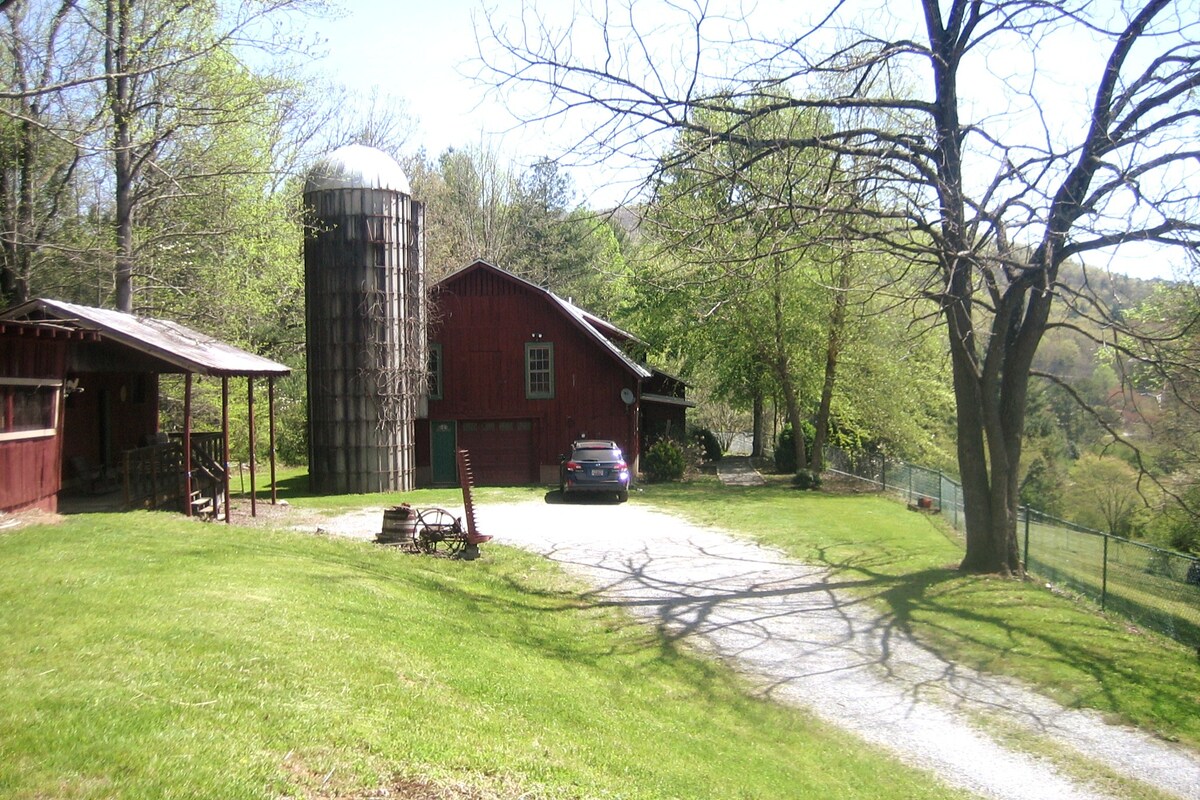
[0,299,290,378]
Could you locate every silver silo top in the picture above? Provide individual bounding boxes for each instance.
[304,143,412,195]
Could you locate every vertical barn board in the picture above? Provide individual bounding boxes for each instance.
[424,263,643,486]
[0,329,68,512]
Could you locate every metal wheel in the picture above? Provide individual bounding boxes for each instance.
[416,507,462,554]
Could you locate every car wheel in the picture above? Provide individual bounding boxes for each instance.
[616,489,628,503]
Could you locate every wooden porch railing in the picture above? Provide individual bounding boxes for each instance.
[123,432,227,518]
[123,440,184,511]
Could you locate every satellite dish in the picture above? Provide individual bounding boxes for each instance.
[620,388,635,405]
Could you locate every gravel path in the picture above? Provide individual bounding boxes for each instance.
[315,499,1200,800]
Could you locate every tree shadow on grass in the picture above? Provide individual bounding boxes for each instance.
[474,532,1198,746]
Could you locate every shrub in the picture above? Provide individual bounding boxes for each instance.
[644,439,686,483]
[689,426,723,462]
[792,469,823,490]
[774,422,815,474]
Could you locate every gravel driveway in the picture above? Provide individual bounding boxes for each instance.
[319,498,1200,800]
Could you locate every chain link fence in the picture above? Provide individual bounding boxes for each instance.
[823,445,1200,648]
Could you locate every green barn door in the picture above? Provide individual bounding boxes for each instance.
[431,421,458,485]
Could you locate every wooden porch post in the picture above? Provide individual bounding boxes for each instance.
[222,376,231,524]
[268,376,278,505]
[184,372,193,517]
[248,377,257,518]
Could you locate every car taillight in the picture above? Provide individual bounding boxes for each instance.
[616,460,628,471]
[565,460,581,472]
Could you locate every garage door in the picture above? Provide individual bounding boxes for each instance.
[458,420,535,485]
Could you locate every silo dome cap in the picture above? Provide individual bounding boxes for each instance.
[304,143,412,194]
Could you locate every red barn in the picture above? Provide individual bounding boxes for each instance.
[415,261,692,486]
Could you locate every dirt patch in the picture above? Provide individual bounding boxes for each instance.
[0,508,63,532]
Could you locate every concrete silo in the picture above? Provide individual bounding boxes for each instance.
[303,144,425,494]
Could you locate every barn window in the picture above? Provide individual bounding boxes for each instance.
[428,343,443,400]
[0,378,61,441]
[525,342,554,399]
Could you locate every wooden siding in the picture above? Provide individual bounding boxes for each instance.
[0,436,62,513]
[423,266,640,485]
[60,371,159,480]
[0,328,68,513]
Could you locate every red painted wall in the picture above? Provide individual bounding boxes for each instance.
[420,264,640,484]
[60,371,158,478]
[0,329,67,513]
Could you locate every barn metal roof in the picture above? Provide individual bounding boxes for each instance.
[304,143,412,195]
[0,299,291,378]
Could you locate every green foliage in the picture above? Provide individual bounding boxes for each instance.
[774,422,814,474]
[689,426,723,462]
[644,438,686,483]
[1019,457,1066,517]
[1142,485,1200,554]
[1062,454,1147,537]
[792,469,822,490]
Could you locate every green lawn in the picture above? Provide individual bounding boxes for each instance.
[1023,520,1200,646]
[1,511,966,800]
[637,478,1200,749]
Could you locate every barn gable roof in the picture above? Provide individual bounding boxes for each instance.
[435,261,653,380]
[0,298,290,378]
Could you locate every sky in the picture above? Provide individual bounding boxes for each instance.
[305,1,1187,281]
[306,0,802,208]
[310,2,540,167]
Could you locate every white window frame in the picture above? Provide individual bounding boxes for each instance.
[0,378,62,442]
[525,342,554,399]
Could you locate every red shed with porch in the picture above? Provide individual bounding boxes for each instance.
[415,261,691,486]
[1,299,289,520]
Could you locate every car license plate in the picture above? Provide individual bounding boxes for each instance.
[590,469,606,477]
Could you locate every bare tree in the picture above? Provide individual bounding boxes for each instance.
[1,0,329,312]
[0,0,92,305]
[481,0,1200,574]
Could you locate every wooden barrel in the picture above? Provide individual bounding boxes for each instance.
[379,506,416,544]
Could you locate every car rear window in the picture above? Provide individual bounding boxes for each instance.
[574,448,621,461]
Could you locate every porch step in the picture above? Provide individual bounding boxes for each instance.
[189,491,219,520]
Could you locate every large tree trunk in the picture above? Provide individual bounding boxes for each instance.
[768,262,806,471]
[751,390,765,458]
[927,8,1027,577]
[810,256,851,473]
[950,261,1052,576]
[106,0,135,312]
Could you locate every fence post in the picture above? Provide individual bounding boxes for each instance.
[937,471,943,510]
[1101,534,1109,611]
[1023,506,1030,572]
[881,455,886,491]
[954,483,959,529]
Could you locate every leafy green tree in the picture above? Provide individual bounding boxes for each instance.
[1063,454,1147,537]
[0,0,326,312]
[484,0,1200,574]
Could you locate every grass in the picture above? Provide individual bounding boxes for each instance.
[232,465,546,511]
[636,476,1200,750]
[0,511,967,800]
[1024,520,1200,646]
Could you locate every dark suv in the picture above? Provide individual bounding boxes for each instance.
[559,439,631,502]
